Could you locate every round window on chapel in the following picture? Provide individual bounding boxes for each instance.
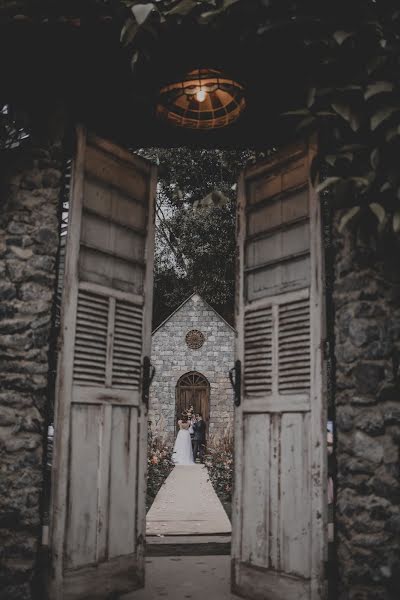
[185,329,205,350]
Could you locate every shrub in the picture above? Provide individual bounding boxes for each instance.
[146,429,174,511]
[204,427,234,517]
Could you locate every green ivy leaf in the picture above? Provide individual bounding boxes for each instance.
[393,209,400,233]
[331,103,360,131]
[307,87,316,108]
[131,50,140,71]
[339,152,354,163]
[333,30,353,45]
[385,126,399,142]
[338,144,367,152]
[315,177,340,193]
[371,107,399,131]
[295,116,315,132]
[325,152,354,167]
[370,148,379,170]
[332,103,351,121]
[121,18,138,45]
[166,0,199,16]
[338,206,361,232]
[131,2,155,25]
[282,109,310,116]
[325,154,336,167]
[365,81,394,100]
[350,176,369,188]
[369,202,386,225]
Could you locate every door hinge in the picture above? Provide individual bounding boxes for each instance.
[322,339,330,361]
[142,356,155,409]
[229,359,242,407]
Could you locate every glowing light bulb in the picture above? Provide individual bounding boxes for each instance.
[196,89,206,102]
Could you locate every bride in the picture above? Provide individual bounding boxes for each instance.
[172,417,194,465]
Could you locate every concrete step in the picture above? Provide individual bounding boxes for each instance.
[146,534,231,556]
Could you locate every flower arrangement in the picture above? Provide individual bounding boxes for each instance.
[181,404,195,420]
[204,427,234,519]
[146,428,174,511]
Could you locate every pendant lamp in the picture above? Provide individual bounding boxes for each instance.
[156,68,246,130]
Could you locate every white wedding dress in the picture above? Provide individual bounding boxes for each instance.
[172,421,194,465]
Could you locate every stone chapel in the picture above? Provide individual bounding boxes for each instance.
[149,293,235,444]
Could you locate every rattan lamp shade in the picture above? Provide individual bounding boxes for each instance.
[156,68,246,130]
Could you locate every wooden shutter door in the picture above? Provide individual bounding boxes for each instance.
[49,128,156,599]
[232,140,327,600]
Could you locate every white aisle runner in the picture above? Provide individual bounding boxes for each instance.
[146,465,232,536]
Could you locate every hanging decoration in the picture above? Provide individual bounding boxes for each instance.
[156,68,246,130]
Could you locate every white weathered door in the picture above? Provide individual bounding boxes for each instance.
[232,141,327,600]
[49,128,156,599]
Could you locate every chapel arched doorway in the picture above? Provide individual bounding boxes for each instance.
[175,372,210,436]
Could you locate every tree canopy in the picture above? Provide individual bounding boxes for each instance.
[137,146,255,327]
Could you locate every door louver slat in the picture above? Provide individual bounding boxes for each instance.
[278,298,310,394]
[112,301,143,389]
[244,307,273,395]
[73,290,108,386]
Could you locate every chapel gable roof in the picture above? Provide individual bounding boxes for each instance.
[152,293,235,335]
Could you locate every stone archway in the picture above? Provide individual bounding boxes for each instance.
[175,371,210,435]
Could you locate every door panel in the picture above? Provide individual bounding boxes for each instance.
[49,127,156,599]
[232,140,327,600]
[176,373,210,435]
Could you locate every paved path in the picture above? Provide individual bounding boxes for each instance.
[146,465,232,536]
[122,556,241,600]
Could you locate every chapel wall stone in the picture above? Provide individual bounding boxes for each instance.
[0,140,63,600]
[333,212,400,600]
[149,294,235,446]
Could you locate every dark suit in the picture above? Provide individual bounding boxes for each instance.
[192,419,206,462]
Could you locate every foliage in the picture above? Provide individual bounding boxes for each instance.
[146,429,174,511]
[283,1,400,236]
[137,147,254,326]
[124,1,400,235]
[0,104,30,150]
[204,427,234,515]
[4,1,399,235]
[154,201,236,325]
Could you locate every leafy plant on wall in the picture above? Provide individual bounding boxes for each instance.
[120,0,400,235]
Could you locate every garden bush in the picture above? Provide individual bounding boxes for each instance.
[146,429,174,511]
[204,427,234,520]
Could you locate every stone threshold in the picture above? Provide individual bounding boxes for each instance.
[146,534,231,556]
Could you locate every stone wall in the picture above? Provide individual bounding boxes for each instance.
[0,141,63,599]
[149,294,235,445]
[333,213,400,600]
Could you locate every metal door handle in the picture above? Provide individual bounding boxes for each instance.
[229,359,241,407]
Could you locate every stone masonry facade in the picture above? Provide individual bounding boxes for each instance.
[1,141,399,600]
[149,294,235,445]
[0,141,63,600]
[333,211,400,600]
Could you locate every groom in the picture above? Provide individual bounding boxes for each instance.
[192,413,206,463]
